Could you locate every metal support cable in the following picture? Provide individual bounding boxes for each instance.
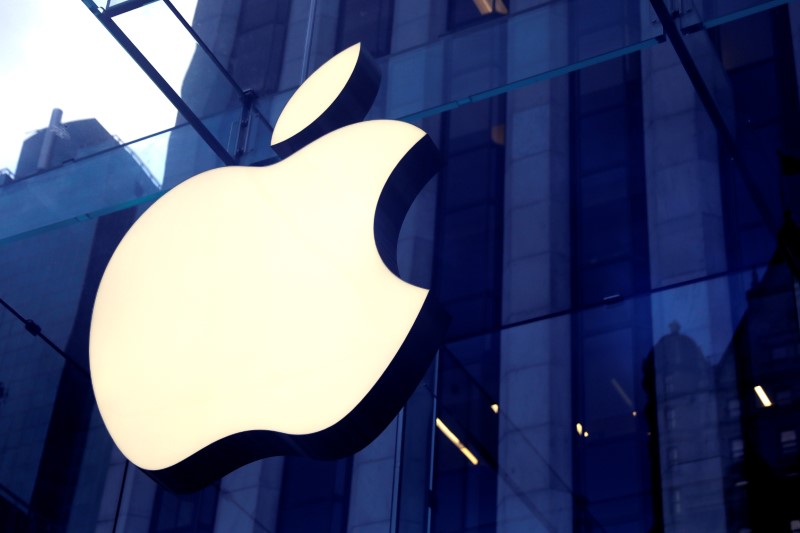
[111,459,129,533]
[0,296,89,378]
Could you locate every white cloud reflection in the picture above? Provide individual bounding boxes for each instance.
[0,0,198,184]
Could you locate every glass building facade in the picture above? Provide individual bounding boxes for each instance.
[1,0,800,531]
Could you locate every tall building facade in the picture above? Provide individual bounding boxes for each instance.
[1,0,799,531]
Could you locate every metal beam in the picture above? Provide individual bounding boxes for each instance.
[160,0,246,99]
[81,0,236,166]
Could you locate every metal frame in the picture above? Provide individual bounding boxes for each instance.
[79,0,278,166]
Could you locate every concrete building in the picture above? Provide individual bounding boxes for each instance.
[0,110,158,530]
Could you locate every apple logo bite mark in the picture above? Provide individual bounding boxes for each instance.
[89,43,448,493]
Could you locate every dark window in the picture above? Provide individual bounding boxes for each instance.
[731,439,744,460]
[434,97,504,338]
[716,8,800,268]
[150,484,218,533]
[728,399,741,419]
[570,52,654,532]
[570,54,649,306]
[336,0,394,57]
[780,430,797,455]
[431,95,504,533]
[276,457,351,533]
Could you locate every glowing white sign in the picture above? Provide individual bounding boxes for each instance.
[89,43,445,492]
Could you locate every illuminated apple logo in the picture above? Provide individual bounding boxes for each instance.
[89,43,447,492]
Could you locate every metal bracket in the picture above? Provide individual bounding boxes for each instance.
[234,90,256,163]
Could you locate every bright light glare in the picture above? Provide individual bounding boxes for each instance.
[436,418,478,465]
[91,120,431,471]
[490,403,499,414]
[754,385,772,407]
[576,422,583,436]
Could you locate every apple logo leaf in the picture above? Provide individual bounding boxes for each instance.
[271,43,380,158]
[89,43,448,493]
